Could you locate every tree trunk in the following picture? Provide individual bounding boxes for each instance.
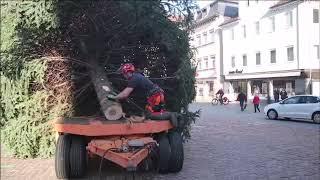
[88,60,123,120]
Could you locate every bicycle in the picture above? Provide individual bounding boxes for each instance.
[211,95,230,105]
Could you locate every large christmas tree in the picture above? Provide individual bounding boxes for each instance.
[0,0,198,158]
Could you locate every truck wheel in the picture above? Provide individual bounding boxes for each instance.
[158,135,171,174]
[55,135,71,179]
[70,136,87,178]
[168,132,184,173]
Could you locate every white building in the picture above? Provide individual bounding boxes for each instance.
[220,0,320,101]
[192,0,238,102]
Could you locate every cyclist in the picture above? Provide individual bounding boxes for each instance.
[216,88,224,105]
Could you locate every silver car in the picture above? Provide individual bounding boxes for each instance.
[264,95,320,123]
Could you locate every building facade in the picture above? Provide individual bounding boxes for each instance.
[192,0,238,102]
[220,0,320,101]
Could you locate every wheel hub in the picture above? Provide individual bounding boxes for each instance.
[269,111,276,119]
[314,114,320,123]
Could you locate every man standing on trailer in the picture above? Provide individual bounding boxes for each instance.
[107,63,165,113]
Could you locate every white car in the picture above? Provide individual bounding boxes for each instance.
[264,95,320,123]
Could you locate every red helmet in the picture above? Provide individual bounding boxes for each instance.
[120,63,135,74]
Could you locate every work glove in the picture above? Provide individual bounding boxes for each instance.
[107,94,117,101]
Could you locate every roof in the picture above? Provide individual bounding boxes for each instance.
[264,0,301,18]
[209,0,238,6]
[194,0,238,27]
[270,0,298,9]
[219,17,239,27]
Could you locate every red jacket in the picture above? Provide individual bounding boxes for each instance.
[253,96,260,104]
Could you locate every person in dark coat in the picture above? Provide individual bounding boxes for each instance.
[274,88,280,102]
[237,92,247,111]
[280,89,288,100]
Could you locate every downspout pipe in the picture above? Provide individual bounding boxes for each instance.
[296,3,299,70]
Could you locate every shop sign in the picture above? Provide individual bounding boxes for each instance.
[229,69,243,74]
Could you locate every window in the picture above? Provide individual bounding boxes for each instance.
[256,52,261,65]
[315,45,320,59]
[210,55,216,69]
[202,8,207,17]
[243,55,247,66]
[283,97,299,104]
[287,47,294,61]
[269,17,275,32]
[199,88,204,96]
[314,9,319,23]
[203,32,207,44]
[231,56,235,68]
[209,29,215,43]
[230,28,234,40]
[270,50,276,63]
[197,58,201,69]
[298,96,308,103]
[306,96,319,103]
[255,21,260,35]
[196,34,201,46]
[285,11,293,27]
[209,82,214,92]
[242,25,246,38]
[204,56,208,69]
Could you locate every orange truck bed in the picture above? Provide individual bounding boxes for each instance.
[54,116,173,136]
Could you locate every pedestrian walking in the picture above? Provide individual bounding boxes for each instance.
[273,88,280,102]
[253,94,260,113]
[280,89,288,100]
[237,91,247,111]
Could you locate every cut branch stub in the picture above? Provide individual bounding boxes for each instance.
[89,61,123,120]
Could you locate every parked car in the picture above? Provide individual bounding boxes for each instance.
[264,95,320,123]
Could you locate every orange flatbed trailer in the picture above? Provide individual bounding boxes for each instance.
[54,116,183,179]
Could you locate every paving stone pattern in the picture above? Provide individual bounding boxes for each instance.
[1,103,320,180]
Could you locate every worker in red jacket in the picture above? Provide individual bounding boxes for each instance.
[253,94,260,113]
[107,63,165,113]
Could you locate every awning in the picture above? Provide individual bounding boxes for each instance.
[224,70,301,80]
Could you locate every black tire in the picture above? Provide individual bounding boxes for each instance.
[168,132,184,173]
[158,135,171,174]
[55,135,71,179]
[312,112,320,124]
[211,98,218,105]
[267,109,278,120]
[222,97,229,105]
[170,112,178,128]
[70,136,87,178]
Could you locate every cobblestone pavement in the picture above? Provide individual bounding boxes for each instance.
[1,103,320,180]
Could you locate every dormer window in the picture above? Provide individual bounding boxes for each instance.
[202,8,207,17]
[196,11,202,20]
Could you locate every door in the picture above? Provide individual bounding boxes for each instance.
[304,96,320,119]
[295,96,311,119]
[278,96,302,118]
